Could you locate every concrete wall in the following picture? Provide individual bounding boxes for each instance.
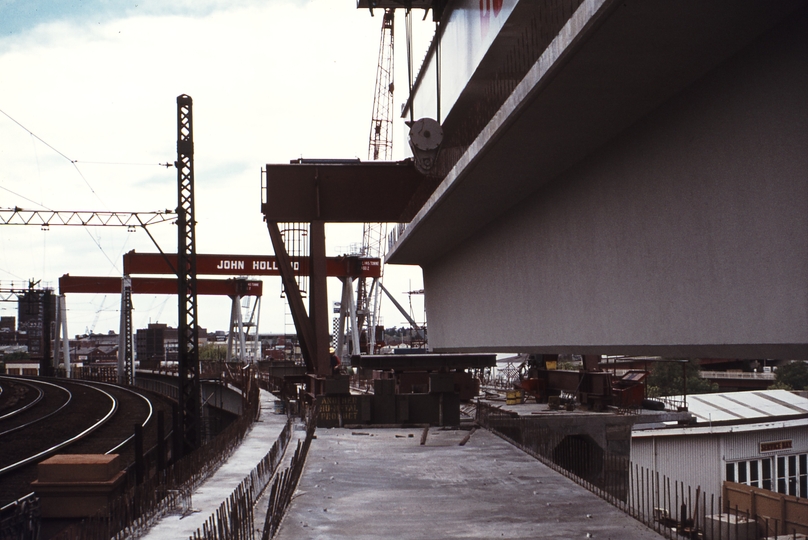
[423,15,808,359]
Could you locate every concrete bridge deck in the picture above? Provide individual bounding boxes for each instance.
[273,425,663,539]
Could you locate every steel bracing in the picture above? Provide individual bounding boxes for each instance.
[118,277,134,385]
[176,94,201,456]
[0,208,175,228]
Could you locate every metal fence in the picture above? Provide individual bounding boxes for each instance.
[261,404,319,540]
[0,494,39,540]
[476,401,803,539]
[476,401,630,501]
[189,419,293,540]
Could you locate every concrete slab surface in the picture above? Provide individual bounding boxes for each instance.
[141,389,290,539]
[274,426,664,539]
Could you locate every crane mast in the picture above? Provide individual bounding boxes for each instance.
[356,8,395,355]
[368,9,395,161]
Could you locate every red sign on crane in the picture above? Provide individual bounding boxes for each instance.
[122,251,381,278]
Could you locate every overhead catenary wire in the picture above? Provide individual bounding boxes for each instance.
[0,185,53,210]
[0,107,76,164]
[0,106,105,207]
[0,106,171,206]
[0,107,172,277]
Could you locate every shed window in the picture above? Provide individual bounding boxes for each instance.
[762,458,772,491]
[749,461,759,488]
[727,454,808,497]
[789,455,798,496]
[738,461,747,483]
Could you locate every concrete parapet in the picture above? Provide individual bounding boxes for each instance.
[31,454,126,518]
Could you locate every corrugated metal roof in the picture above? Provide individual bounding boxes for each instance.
[684,390,808,423]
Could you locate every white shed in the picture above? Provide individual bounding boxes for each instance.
[631,390,808,504]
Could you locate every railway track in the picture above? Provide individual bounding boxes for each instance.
[0,376,173,507]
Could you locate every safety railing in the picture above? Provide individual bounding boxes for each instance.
[260,403,319,540]
[189,419,293,540]
[476,401,806,539]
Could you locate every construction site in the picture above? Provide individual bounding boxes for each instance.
[1,0,807,538]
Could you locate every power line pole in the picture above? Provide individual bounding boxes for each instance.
[175,94,201,457]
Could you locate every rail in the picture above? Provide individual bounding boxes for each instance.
[0,379,117,476]
[0,493,39,540]
[0,380,44,422]
[49,371,262,540]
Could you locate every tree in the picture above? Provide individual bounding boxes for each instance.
[646,358,718,398]
[2,351,30,361]
[770,361,808,391]
[199,343,227,362]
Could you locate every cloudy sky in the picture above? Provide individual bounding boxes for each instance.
[0,0,431,337]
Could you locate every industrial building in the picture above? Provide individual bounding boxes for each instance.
[632,390,808,505]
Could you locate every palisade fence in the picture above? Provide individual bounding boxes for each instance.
[260,403,319,540]
[477,402,808,540]
[0,494,39,540]
[188,418,295,540]
[48,375,263,540]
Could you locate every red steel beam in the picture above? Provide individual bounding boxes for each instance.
[122,251,381,278]
[59,275,262,297]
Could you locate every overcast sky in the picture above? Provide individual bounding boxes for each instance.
[0,0,431,338]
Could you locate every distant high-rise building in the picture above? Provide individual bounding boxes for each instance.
[17,290,56,361]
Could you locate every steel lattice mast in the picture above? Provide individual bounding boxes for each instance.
[356,9,395,354]
[368,9,395,161]
[176,94,201,456]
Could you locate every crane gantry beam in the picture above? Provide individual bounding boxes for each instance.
[0,207,176,228]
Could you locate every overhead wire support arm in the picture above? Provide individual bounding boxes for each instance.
[0,208,176,227]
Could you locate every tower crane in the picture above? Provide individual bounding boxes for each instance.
[349,8,396,357]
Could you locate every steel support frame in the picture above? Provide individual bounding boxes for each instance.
[309,221,330,376]
[176,94,201,455]
[226,295,247,363]
[40,290,53,377]
[118,276,134,385]
[266,220,330,377]
[53,294,70,377]
[336,277,360,360]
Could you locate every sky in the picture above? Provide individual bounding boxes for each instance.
[0,0,432,338]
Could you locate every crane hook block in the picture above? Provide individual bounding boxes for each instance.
[408,117,443,174]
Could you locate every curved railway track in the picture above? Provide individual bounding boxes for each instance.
[0,376,174,507]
